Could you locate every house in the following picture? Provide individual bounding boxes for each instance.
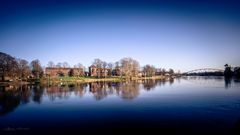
[89,65,110,77]
[45,67,84,77]
[89,65,97,77]
[155,68,162,76]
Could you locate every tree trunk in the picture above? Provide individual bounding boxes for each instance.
[1,75,4,81]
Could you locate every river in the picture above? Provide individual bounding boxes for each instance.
[0,76,240,134]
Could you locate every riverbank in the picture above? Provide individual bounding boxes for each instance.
[41,75,174,85]
[0,81,30,86]
[0,75,176,86]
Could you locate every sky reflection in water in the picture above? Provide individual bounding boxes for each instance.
[0,77,240,134]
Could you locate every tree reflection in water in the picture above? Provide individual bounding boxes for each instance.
[89,82,110,100]
[2,77,237,116]
[224,77,240,89]
[142,80,157,91]
[0,85,31,116]
[0,80,167,116]
[32,85,44,104]
[118,81,140,100]
[0,77,239,115]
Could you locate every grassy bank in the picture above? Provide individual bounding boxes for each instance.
[40,75,174,85]
[0,75,175,86]
[39,76,121,85]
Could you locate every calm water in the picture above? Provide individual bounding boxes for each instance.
[1,77,240,134]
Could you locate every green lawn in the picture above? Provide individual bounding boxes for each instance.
[39,75,171,84]
[43,76,123,83]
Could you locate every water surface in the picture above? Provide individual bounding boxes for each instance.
[0,77,240,134]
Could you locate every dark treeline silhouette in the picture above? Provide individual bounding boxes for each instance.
[223,64,240,89]
[224,64,240,77]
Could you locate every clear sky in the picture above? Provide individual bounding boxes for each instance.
[0,0,240,72]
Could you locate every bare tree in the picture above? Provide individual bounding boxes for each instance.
[132,59,140,77]
[102,61,107,77]
[47,61,55,68]
[0,52,18,81]
[30,59,43,79]
[113,62,121,76]
[62,62,70,68]
[93,59,103,68]
[115,62,119,67]
[76,63,84,68]
[103,61,107,69]
[74,63,85,77]
[93,59,104,78]
[17,59,31,80]
[119,57,140,79]
[161,68,166,75]
[56,62,63,68]
[169,68,174,75]
[107,63,113,76]
[143,65,156,77]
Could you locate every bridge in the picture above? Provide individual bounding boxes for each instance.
[182,68,224,75]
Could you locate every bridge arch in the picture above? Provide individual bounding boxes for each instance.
[183,68,224,75]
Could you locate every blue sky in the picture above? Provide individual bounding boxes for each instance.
[0,0,240,72]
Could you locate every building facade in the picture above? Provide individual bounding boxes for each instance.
[89,65,110,77]
[45,67,84,77]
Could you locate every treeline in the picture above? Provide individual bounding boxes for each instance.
[224,64,240,77]
[0,52,43,81]
[0,52,176,81]
[47,58,176,79]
